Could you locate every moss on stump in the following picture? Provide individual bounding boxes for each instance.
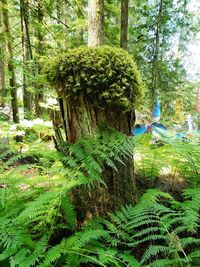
[46,46,144,111]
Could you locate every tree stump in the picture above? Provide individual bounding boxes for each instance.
[45,46,144,219]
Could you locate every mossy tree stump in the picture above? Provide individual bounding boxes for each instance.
[45,46,144,219]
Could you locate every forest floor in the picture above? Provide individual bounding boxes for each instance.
[0,118,200,267]
[1,118,199,197]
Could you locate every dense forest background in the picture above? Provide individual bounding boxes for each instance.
[0,0,200,267]
[0,0,199,122]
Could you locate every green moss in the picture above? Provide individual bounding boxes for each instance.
[45,46,144,111]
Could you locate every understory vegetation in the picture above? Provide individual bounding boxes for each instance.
[0,122,200,267]
[0,0,200,266]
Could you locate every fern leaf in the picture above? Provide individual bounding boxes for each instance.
[140,245,170,264]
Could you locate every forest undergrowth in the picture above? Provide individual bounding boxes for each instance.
[0,120,200,267]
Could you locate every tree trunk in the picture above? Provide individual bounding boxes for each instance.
[20,0,33,115]
[2,0,19,123]
[58,92,134,143]
[0,10,6,107]
[120,0,135,125]
[120,0,129,50]
[57,89,137,220]
[88,0,104,47]
[151,0,163,110]
[0,49,6,108]
[35,2,44,116]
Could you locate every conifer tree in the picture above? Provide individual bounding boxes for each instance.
[2,0,19,123]
[88,0,104,46]
[0,9,6,107]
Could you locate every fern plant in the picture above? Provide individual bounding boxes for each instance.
[30,188,200,267]
[60,129,134,186]
[1,127,200,267]
[95,188,200,267]
[134,134,200,188]
[0,129,135,266]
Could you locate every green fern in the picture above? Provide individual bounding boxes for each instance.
[134,134,200,187]
[60,129,134,186]
[1,129,200,267]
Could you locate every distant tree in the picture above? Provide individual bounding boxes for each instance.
[120,0,129,49]
[128,0,196,114]
[151,0,163,110]
[20,0,33,116]
[2,0,19,123]
[0,9,6,107]
[0,0,197,124]
[88,0,104,46]
[35,1,44,116]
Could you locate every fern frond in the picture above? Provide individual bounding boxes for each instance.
[61,193,77,230]
[39,244,62,267]
[140,245,171,264]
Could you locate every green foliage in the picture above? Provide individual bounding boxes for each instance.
[1,127,200,266]
[45,46,144,111]
[0,143,21,174]
[2,187,199,267]
[0,156,77,266]
[81,188,200,267]
[60,129,134,186]
[0,129,135,266]
[20,123,54,142]
[133,134,200,187]
[1,0,199,122]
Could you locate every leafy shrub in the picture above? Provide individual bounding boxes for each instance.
[44,46,144,111]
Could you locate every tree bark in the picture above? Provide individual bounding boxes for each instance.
[120,0,135,126]
[151,0,163,110]
[0,10,6,107]
[0,49,6,108]
[2,0,19,123]
[120,0,129,50]
[56,89,137,220]
[58,91,134,143]
[20,0,33,115]
[35,1,44,116]
[88,0,104,46]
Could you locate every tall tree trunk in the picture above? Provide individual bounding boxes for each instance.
[2,0,19,123]
[35,2,44,116]
[88,0,104,46]
[20,0,33,116]
[151,0,163,110]
[0,48,6,108]
[0,10,6,107]
[120,0,129,49]
[120,0,134,126]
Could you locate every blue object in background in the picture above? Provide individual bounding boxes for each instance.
[132,124,148,136]
[152,99,161,118]
[151,122,167,132]
[176,132,188,140]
